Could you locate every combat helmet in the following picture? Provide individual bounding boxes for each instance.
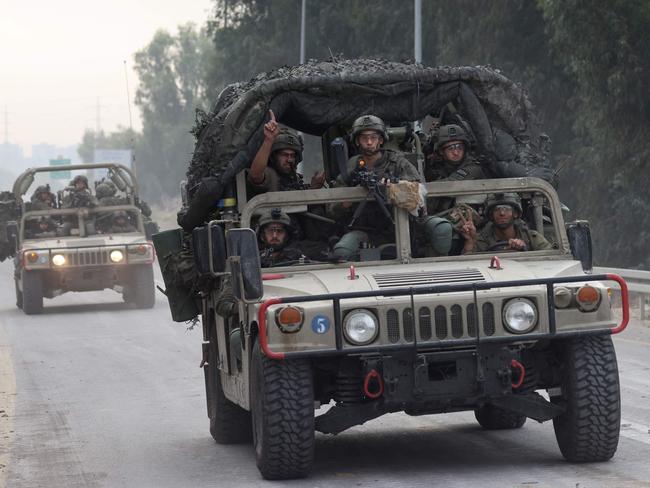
[485,193,523,216]
[96,181,117,199]
[271,126,303,163]
[32,184,53,201]
[434,124,470,152]
[257,207,292,231]
[71,174,89,188]
[350,115,388,142]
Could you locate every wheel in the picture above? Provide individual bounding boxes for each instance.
[551,335,620,462]
[128,264,155,309]
[250,340,314,480]
[475,404,527,430]
[22,270,43,315]
[205,338,252,444]
[15,278,23,309]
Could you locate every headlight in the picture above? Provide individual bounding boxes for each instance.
[502,298,537,334]
[343,309,379,345]
[110,249,124,263]
[51,254,66,266]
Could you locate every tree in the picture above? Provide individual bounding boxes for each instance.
[132,23,213,201]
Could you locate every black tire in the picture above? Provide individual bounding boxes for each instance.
[22,270,43,315]
[15,278,23,309]
[251,340,314,480]
[129,265,155,309]
[552,335,620,462]
[475,404,527,430]
[205,339,252,444]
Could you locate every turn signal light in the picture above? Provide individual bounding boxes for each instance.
[576,285,601,312]
[25,251,39,263]
[275,306,304,333]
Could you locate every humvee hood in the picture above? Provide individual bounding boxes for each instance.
[21,233,148,250]
[263,256,585,298]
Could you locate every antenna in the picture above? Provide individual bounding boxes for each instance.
[123,60,137,178]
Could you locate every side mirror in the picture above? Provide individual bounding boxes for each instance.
[566,220,593,273]
[144,221,160,240]
[192,222,226,275]
[6,221,18,250]
[226,228,262,301]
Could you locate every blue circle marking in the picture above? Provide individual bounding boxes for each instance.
[311,315,330,334]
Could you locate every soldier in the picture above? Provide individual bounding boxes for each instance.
[341,114,422,184]
[459,193,552,253]
[108,211,136,233]
[30,184,56,210]
[333,115,452,260]
[425,124,491,182]
[257,208,305,267]
[61,175,97,208]
[32,217,57,237]
[248,110,325,193]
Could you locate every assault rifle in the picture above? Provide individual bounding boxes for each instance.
[348,160,395,228]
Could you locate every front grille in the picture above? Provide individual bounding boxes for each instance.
[385,302,498,343]
[54,248,113,267]
[373,268,485,289]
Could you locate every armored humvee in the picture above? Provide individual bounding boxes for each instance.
[3,163,157,314]
[154,59,629,480]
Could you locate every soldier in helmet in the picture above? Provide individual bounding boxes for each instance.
[341,114,421,184]
[331,115,444,260]
[108,211,136,233]
[425,124,491,182]
[459,193,552,253]
[256,208,306,267]
[30,184,56,210]
[62,174,97,208]
[248,110,325,193]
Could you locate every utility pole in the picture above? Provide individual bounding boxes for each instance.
[414,0,422,63]
[3,105,8,144]
[300,0,306,64]
[95,97,102,134]
[124,60,137,178]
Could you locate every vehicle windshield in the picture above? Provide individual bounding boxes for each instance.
[242,178,565,270]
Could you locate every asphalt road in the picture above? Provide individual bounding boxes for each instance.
[1,259,649,488]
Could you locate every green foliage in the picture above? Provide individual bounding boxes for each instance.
[77,128,139,164]
[132,23,213,201]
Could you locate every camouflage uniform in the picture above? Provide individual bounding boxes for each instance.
[256,209,305,267]
[107,211,136,233]
[62,175,97,208]
[476,221,552,252]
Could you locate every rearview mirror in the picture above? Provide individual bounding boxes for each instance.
[566,220,593,273]
[227,228,262,301]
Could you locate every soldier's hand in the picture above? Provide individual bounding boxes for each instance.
[310,170,325,189]
[508,238,526,250]
[263,109,279,142]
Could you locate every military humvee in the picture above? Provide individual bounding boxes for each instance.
[155,60,629,480]
[5,163,157,314]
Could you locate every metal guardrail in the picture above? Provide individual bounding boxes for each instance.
[595,266,650,320]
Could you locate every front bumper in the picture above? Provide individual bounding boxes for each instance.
[258,273,629,360]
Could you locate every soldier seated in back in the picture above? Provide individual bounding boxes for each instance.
[61,175,97,208]
[257,208,306,267]
[29,185,57,210]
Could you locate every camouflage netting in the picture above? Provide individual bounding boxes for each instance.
[186,58,555,200]
[0,190,18,262]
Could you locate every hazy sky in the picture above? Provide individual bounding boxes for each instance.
[1,0,213,155]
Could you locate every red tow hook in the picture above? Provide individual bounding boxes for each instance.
[363,369,384,399]
[489,255,502,270]
[511,359,525,389]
